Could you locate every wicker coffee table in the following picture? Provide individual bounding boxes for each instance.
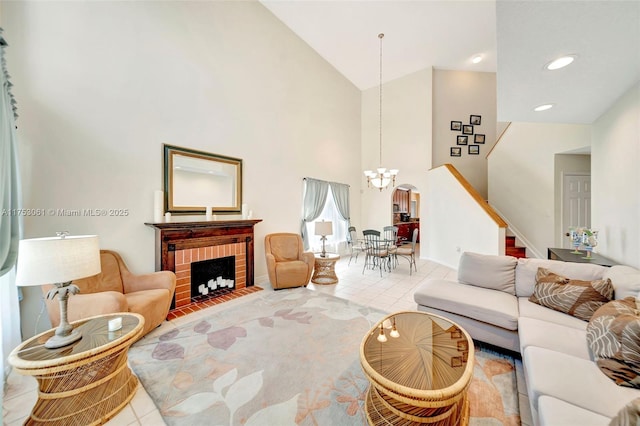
[9,313,144,425]
[360,311,475,425]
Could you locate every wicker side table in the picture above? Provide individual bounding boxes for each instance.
[311,253,340,284]
[9,313,144,426]
[360,311,475,425]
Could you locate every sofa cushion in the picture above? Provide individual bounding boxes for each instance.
[414,279,519,330]
[518,297,588,330]
[587,297,640,388]
[269,235,303,262]
[604,265,640,300]
[515,257,606,297]
[529,268,614,321]
[73,251,125,294]
[609,397,640,426]
[518,317,591,360]
[523,346,638,418]
[537,396,610,426]
[125,289,172,335]
[457,252,517,295]
[274,261,311,287]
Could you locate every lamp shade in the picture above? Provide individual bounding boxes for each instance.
[314,221,333,237]
[15,235,101,286]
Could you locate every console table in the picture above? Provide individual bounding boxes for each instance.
[547,247,617,267]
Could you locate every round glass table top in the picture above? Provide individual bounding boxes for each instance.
[361,311,473,391]
[10,313,143,366]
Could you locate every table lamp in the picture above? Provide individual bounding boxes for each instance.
[314,221,333,258]
[15,233,101,349]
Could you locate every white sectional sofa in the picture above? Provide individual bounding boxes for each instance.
[414,252,640,425]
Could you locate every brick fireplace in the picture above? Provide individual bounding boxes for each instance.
[146,220,262,316]
[175,243,244,308]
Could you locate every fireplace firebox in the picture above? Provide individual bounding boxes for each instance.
[191,256,236,302]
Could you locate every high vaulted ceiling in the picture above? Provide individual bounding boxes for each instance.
[260,0,640,124]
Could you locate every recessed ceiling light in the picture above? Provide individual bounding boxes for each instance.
[545,55,576,70]
[471,55,483,64]
[534,104,554,112]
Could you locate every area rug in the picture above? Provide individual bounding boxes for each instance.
[128,288,520,425]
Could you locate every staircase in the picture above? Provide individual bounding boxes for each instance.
[505,235,527,258]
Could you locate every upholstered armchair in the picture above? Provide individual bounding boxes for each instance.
[264,233,314,290]
[42,250,176,337]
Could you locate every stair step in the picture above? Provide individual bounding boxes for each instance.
[505,235,516,247]
[506,246,527,258]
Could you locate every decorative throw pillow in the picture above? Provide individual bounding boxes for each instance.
[457,252,517,295]
[529,268,614,321]
[609,397,640,426]
[587,298,640,389]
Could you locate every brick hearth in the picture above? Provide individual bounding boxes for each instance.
[166,286,263,320]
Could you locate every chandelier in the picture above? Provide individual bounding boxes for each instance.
[364,33,398,191]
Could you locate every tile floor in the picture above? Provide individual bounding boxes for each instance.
[3,246,532,425]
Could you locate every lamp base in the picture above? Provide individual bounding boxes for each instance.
[320,236,327,257]
[45,328,82,349]
[44,281,82,349]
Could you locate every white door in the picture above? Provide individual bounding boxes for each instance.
[562,173,591,248]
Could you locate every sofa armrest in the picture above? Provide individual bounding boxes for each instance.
[122,270,176,295]
[45,291,128,327]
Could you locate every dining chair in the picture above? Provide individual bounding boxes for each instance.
[347,226,367,265]
[382,225,399,268]
[396,228,418,275]
[362,229,390,276]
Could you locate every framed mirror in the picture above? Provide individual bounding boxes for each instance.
[164,144,242,214]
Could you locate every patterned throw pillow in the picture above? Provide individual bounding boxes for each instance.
[609,397,640,425]
[587,298,640,389]
[529,268,614,321]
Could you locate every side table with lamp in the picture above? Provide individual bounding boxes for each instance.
[10,233,144,425]
[312,221,340,284]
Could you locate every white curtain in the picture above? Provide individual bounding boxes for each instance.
[300,178,329,250]
[303,179,350,254]
[329,181,350,226]
[0,28,23,390]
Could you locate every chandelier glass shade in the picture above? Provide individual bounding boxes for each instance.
[364,33,398,191]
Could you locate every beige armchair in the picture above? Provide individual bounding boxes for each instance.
[265,233,314,289]
[42,250,176,337]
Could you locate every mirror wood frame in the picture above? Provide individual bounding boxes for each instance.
[163,144,243,215]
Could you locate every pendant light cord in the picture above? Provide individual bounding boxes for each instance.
[379,33,384,168]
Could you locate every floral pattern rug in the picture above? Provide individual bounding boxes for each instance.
[128,288,520,425]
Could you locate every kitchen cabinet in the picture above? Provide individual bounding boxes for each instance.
[396,222,420,244]
[393,189,410,213]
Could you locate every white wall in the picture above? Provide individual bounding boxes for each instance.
[426,166,505,269]
[432,70,497,199]
[592,83,640,268]
[488,123,591,258]
[360,69,432,235]
[3,1,361,337]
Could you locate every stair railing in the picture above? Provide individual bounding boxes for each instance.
[424,164,507,269]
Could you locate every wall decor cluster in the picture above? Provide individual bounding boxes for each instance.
[450,115,485,157]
